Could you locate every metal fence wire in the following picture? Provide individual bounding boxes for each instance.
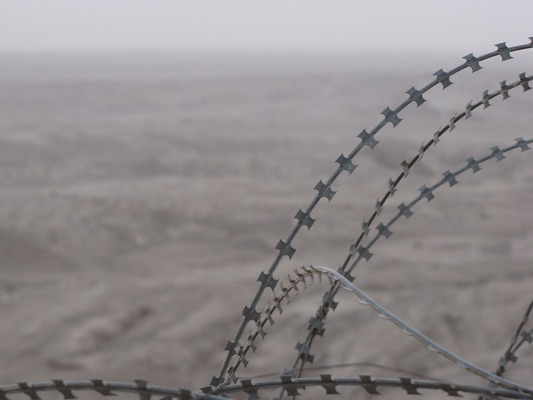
[2,37,532,400]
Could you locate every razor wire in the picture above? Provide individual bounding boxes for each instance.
[223,266,325,384]
[343,72,532,272]
[0,380,228,400]
[287,137,533,384]
[223,137,532,384]
[208,375,532,400]
[494,299,533,378]
[283,73,533,382]
[479,299,533,400]
[213,38,533,387]
[3,37,533,400]
[312,265,533,395]
[3,376,530,400]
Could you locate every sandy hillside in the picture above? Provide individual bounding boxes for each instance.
[0,50,532,397]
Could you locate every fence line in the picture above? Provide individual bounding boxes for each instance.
[265,73,533,386]
[287,136,533,384]
[213,38,533,386]
[4,37,532,400]
[2,375,530,400]
[210,375,532,399]
[0,380,227,400]
[222,137,532,384]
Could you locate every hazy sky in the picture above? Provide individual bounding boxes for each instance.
[1,1,532,53]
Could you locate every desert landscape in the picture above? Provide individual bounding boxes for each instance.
[0,48,532,397]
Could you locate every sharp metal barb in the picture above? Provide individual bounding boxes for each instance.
[322,291,339,311]
[419,185,435,202]
[17,383,41,400]
[406,87,426,107]
[258,271,279,291]
[357,246,373,261]
[381,107,403,127]
[443,170,459,186]
[466,157,482,173]
[433,128,442,144]
[433,69,453,89]
[210,377,222,388]
[52,381,77,400]
[361,220,370,237]
[376,222,393,239]
[491,146,506,161]
[308,316,326,337]
[516,137,531,152]
[314,181,336,202]
[375,198,383,216]
[519,72,532,91]
[495,42,513,61]
[359,375,380,395]
[275,240,296,260]
[90,381,116,397]
[439,383,462,397]
[242,306,261,323]
[240,380,260,400]
[134,381,151,400]
[358,129,379,149]
[295,342,315,363]
[401,160,410,177]
[449,114,457,131]
[335,154,357,174]
[398,203,414,218]
[319,374,340,395]
[399,378,422,395]
[350,243,357,257]
[465,101,474,118]
[463,53,483,72]
[417,143,426,161]
[388,178,398,196]
[482,90,491,108]
[216,38,533,387]
[500,81,511,99]
[522,330,533,344]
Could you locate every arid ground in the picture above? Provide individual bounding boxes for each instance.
[0,50,532,395]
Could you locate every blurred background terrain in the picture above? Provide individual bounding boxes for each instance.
[0,48,532,396]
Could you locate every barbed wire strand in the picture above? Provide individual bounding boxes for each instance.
[225,137,532,387]
[212,38,533,387]
[283,75,533,387]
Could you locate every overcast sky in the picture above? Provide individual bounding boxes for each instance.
[1,1,532,54]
